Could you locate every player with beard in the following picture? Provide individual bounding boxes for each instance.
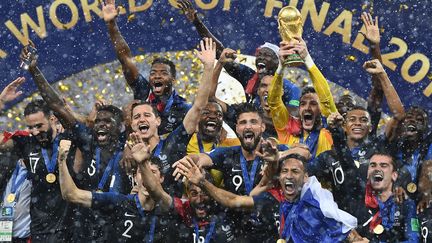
[335,147,420,241]
[102,0,191,135]
[122,38,217,196]
[177,0,301,115]
[20,43,134,240]
[173,103,288,241]
[268,38,337,161]
[390,106,430,193]
[313,58,408,206]
[0,98,73,242]
[186,51,243,155]
[57,139,172,242]
[123,133,235,242]
[174,147,364,243]
[211,49,288,139]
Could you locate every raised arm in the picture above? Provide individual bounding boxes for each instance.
[21,45,77,129]
[179,1,255,90]
[183,38,216,134]
[0,77,26,151]
[58,140,92,208]
[291,37,337,117]
[360,12,384,135]
[175,157,254,209]
[102,0,140,84]
[209,48,238,113]
[177,0,225,57]
[268,43,291,130]
[128,133,173,211]
[172,153,213,182]
[363,60,405,140]
[0,77,24,111]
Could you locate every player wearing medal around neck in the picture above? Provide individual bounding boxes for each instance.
[119,38,217,196]
[389,106,431,202]
[267,38,337,164]
[319,138,420,242]
[173,146,368,243]
[57,139,171,242]
[173,103,289,242]
[20,42,132,240]
[102,0,191,136]
[312,58,411,214]
[0,78,74,242]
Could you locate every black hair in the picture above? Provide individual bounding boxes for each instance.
[130,101,160,118]
[207,97,223,111]
[367,144,401,172]
[98,105,124,123]
[149,156,164,175]
[277,153,309,174]
[347,105,368,112]
[152,57,176,78]
[24,99,51,117]
[300,86,316,100]
[235,102,264,122]
[406,106,429,123]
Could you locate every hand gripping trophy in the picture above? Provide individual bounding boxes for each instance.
[278,6,304,67]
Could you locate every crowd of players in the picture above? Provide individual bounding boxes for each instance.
[0,0,431,242]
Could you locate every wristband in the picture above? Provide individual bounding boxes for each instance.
[304,54,315,69]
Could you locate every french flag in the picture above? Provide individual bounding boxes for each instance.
[279,176,357,242]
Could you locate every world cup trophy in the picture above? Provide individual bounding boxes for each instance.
[278,6,304,67]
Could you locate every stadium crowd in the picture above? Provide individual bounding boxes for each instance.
[0,0,431,242]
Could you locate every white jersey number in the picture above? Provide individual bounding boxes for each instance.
[122,220,133,238]
[87,159,96,176]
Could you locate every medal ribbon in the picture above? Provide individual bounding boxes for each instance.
[239,152,260,194]
[41,136,60,174]
[197,133,216,153]
[152,139,165,157]
[163,92,175,114]
[148,90,176,114]
[299,129,319,160]
[135,195,157,243]
[365,182,382,232]
[377,197,396,230]
[96,150,122,191]
[193,218,216,243]
[5,162,27,203]
[397,150,420,182]
[279,200,298,240]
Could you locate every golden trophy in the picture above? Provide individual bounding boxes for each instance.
[278,6,304,67]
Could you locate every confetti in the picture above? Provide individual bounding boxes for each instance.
[399,4,409,11]
[127,14,136,22]
[346,55,357,62]
[1,50,389,132]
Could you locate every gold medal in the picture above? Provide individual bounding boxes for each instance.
[6,193,16,203]
[373,224,384,234]
[276,239,286,243]
[407,182,417,193]
[46,173,56,183]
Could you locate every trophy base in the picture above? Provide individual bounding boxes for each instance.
[283,53,304,67]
